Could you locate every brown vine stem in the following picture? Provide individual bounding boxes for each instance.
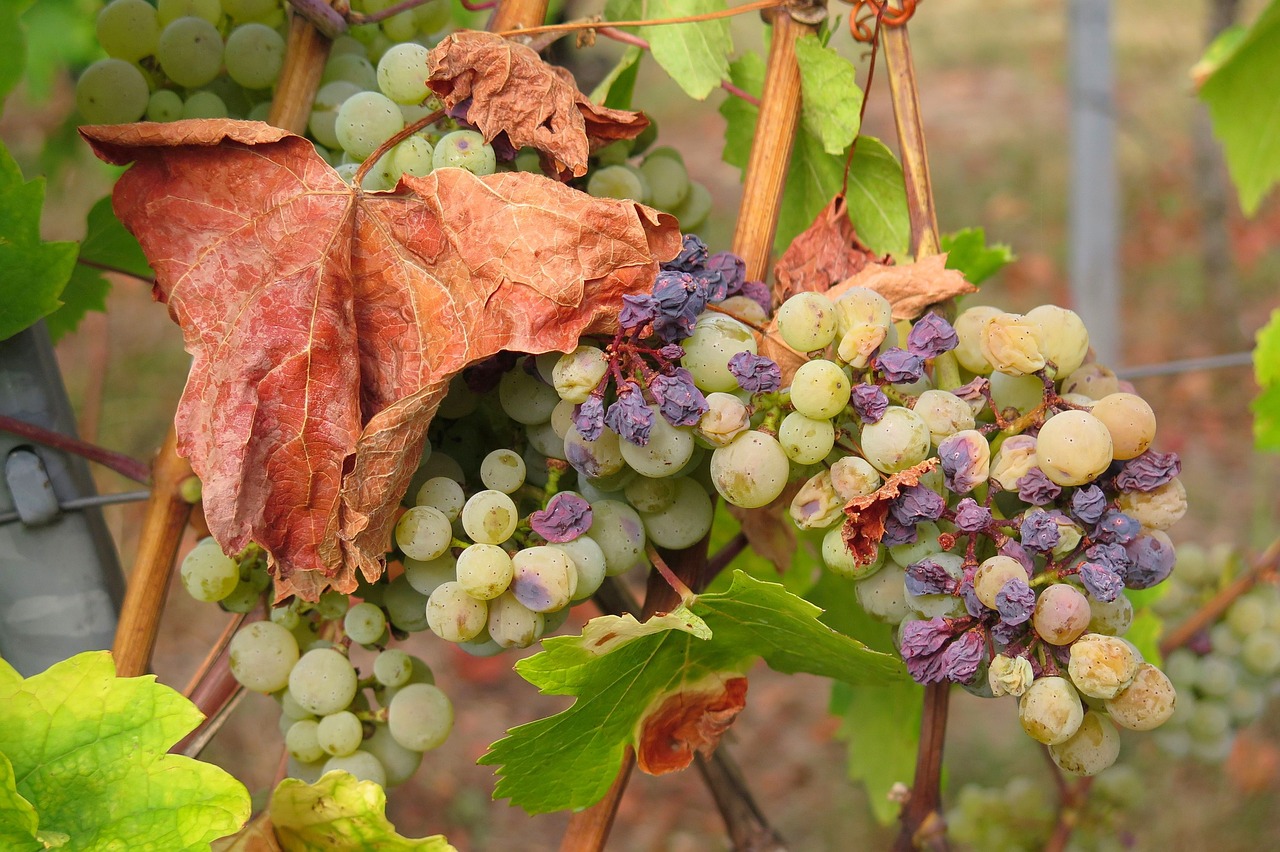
[270,12,332,134]
[706,531,750,582]
[1159,537,1280,656]
[0,413,150,484]
[175,610,254,756]
[488,0,550,34]
[647,544,697,607]
[1043,775,1094,852]
[494,0,785,40]
[352,108,446,190]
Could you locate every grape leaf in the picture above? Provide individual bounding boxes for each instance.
[425,31,649,177]
[606,0,733,100]
[45,195,154,342]
[1252,308,1280,451]
[270,772,454,851]
[795,34,863,156]
[589,45,644,110]
[0,0,34,108]
[0,753,41,852]
[940,227,1014,285]
[0,651,250,850]
[479,570,906,814]
[0,140,78,341]
[83,121,679,601]
[1199,0,1280,215]
[772,193,880,302]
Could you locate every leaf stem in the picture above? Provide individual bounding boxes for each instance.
[494,0,787,40]
[348,0,435,25]
[0,413,151,484]
[646,544,696,608]
[352,108,446,192]
[1159,537,1280,656]
[75,257,155,286]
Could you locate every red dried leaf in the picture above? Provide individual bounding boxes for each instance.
[841,458,939,565]
[828,255,976,321]
[635,676,748,775]
[426,31,649,178]
[82,120,680,600]
[771,194,880,303]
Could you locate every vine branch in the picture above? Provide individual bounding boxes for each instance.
[0,413,151,484]
[494,0,786,40]
[1159,537,1280,655]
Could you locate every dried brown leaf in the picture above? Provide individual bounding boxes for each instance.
[828,255,975,321]
[635,675,748,776]
[82,119,680,600]
[426,31,649,178]
[725,480,803,573]
[771,194,880,304]
[841,458,939,565]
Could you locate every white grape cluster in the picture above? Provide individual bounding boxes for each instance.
[584,143,713,232]
[1152,544,1280,762]
[179,539,453,788]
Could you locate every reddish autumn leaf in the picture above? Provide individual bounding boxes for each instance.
[635,676,748,775]
[82,120,680,600]
[771,193,880,303]
[841,458,939,565]
[426,31,649,178]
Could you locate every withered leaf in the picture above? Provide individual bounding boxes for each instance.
[635,675,748,776]
[841,458,939,565]
[426,31,650,178]
[82,120,680,600]
[725,480,803,573]
[771,193,880,304]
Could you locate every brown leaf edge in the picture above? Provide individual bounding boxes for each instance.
[841,457,939,566]
[635,675,749,776]
[771,193,882,304]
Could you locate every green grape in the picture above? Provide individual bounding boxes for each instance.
[317,710,364,757]
[228,621,299,693]
[1087,593,1133,637]
[414,476,465,520]
[323,750,387,786]
[219,577,262,613]
[96,0,160,62]
[1034,410,1114,486]
[638,153,690,211]
[1227,594,1270,639]
[224,23,285,90]
[223,0,280,21]
[1018,676,1084,745]
[412,0,451,34]
[669,180,713,231]
[854,562,910,624]
[376,42,432,105]
[1061,362,1122,399]
[1067,634,1141,699]
[486,590,545,649]
[1025,304,1089,377]
[681,313,758,393]
[288,648,358,716]
[1105,663,1177,731]
[181,91,228,120]
[391,134,434,178]
[387,683,453,751]
[860,406,931,474]
[1226,684,1265,725]
[553,346,609,404]
[372,649,414,688]
[322,52,379,90]
[1089,392,1156,460]
[981,312,1046,376]
[821,525,882,579]
[335,91,405,160]
[310,80,362,150]
[381,9,417,42]
[343,601,387,646]
[384,574,431,633]
[1187,699,1232,743]
[553,535,608,602]
[709,430,791,509]
[527,421,567,461]
[587,164,647,202]
[75,58,150,125]
[914,389,976,444]
[565,426,626,480]
[395,505,453,560]
[480,449,526,494]
[619,408,695,477]
[887,521,942,567]
[776,292,838,352]
[364,723,423,786]
[157,0,222,26]
[777,411,835,465]
[270,603,301,630]
[146,89,184,122]
[623,476,677,514]
[988,371,1043,416]
[973,555,1027,610]
[461,490,519,545]
[498,364,560,425]
[1241,630,1280,676]
[455,544,514,601]
[432,129,497,176]
[789,359,850,420]
[588,500,648,576]
[638,477,713,550]
[312,589,349,621]
[829,456,881,501]
[951,305,1001,374]
[1048,710,1120,776]
[379,655,435,707]
[903,553,966,618]
[425,581,489,642]
[157,17,224,89]
[285,719,324,763]
[179,538,240,603]
[511,546,577,613]
[402,553,456,597]
[1196,652,1238,697]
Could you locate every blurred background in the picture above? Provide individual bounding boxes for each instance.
[2,0,1278,848]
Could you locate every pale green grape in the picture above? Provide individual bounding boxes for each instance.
[181,91,228,120]
[527,421,567,461]
[414,476,465,520]
[317,710,364,757]
[1060,363,1121,399]
[1089,392,1156,461]
[96,0,159,62]
[1196,653,1238,697]
[681,313,758,393]
[402,553,455,597]
[588,500,648,576]
[376,42,432,105]
[973,555,1027,610]
[1087,594,1133,636]
[433,129,497,176]
[1227,594,1270,638]
[822,525,884,579]
[1048,710,1120,776]
[553,346,609,403]
[146,89,184,122]
[1105,662,1178,732]
[587,164,647,202]
[778,411,835,465]
[1034,410,1114,486]
[623,476,677,514]
[903,553,967,618]
[887,521,942,567]
[322,53,378,90]
[988,371,1044,416]
[286,719,324,763]
[364,723,423,786]
[395,505,453,560]
[670,180,713,230]
[288,648,358,716]
[378,655,435,707]
[860,406,931,474]
[228,621,299,693]
[223,0,279,21]
[776,292,838,352]
[1025,304,1089,376]
[391,134,434,177]
[553,535,608,601]
[383,574,430,633]
[619,408,695,477]
[311,589,348,622]
[373,649,414,688]
[1115,477,1187,531]
[639,152,690,211]
[981,312,1046,376]
[270,603,301,630]
[310,81,362,150]
[388,683,453,752]
[486,590,545,648]
[76,58,149,124]
[335,91,405,160]
[1241,630,1280,677]
[323,750,387,786]
[480,449,526,494]
[833,287,892,337]
[694,392,749,448]
[158,0,221,26]
[789,359,850,420]
[829,456,881,500]
[455,544,513,601]
[854,563,910,624]
[461,490,519,545]
[179,538,240,603]
[157,17,224,89]
[1068,634,1141,699]
[499,364,559,425]
[914,389,976,444]
[565,426,626,479]
[426,581,488,642]
[511,546,577,613]
[952,305,1002,374]
[413,0,451,33]
[1018,676,1084,745]
[709,430,790,509]
[343,602,387,646]
[639,477,713,550]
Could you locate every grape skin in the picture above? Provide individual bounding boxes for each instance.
[76,58,150,125]
[224,23,285,90]
[709,431,791,509]
[157,17,224,89]
[96,0,160,62]
[288,648,358,716]
[376,42,432,105]
[388,683,454,752]
[228,621,299,693]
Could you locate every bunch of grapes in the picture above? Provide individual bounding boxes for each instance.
[1151,544,1280,762]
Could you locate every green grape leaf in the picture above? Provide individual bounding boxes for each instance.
[480,570,906,814]
[606,0,732,100]
[795,35,863,156]
[0,752,42,852]
[46,196,153,341]
[1254,308,1280,387]
[269,772,455,851]
[808,571,921,824]
[17,0,97,103]
[1126,607,1164,668]
[0,141,78,341]
[590,45,644,110]
[720,53,909,257]
[0,0,35,108]
[0,651,251,850]
[1251,384,1280,451]
[1199,0,1280,215]
[940,227,1014,285]
[1254,309,1280,451]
